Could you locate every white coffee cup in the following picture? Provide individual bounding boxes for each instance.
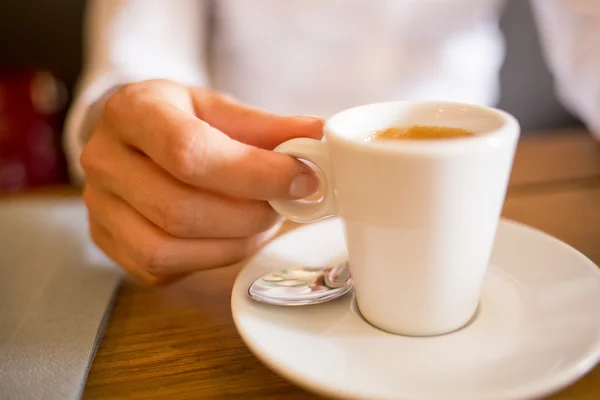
[268,100,520,336]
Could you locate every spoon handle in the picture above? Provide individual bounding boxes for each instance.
[324,261,352,288]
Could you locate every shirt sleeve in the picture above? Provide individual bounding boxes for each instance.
[63,0,210,184]
[530,0,600,140]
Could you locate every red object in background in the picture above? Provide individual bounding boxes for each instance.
[0,70,69,192]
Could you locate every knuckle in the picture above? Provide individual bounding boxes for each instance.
[103,87,126,121]
[167,121,206,182]
[79,134,102,175]
[162,198,199,238]
[134,236,174,277]
[104,82,150,120]
[80,118,119,180]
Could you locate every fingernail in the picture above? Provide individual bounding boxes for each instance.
[289,173,320,198]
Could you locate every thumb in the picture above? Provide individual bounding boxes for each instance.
[190,88,324,149]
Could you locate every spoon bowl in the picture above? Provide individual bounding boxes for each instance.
[248,261,353,306]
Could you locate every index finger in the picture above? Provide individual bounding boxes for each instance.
[104,87,319,200]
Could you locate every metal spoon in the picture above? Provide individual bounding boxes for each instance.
[248,261,353,306]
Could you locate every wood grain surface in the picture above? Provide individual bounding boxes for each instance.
[11,129,600,399]
[509,129,600,189]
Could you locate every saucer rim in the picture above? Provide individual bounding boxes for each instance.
[231,217,600,400]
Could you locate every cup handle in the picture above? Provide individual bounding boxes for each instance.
[268,138,338,223]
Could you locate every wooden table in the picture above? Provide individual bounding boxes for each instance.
[13,129,600,399]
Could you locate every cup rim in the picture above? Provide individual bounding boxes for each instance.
[324,100,520,154]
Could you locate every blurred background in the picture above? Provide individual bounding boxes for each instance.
[0,0,583,193]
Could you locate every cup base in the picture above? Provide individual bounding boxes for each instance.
[351,296,481,337]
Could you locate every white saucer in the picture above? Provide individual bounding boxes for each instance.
[231,218,600,400]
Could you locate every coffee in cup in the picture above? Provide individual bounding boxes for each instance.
[362,125,475,141]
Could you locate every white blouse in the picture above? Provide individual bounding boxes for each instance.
[64,0,600,181]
